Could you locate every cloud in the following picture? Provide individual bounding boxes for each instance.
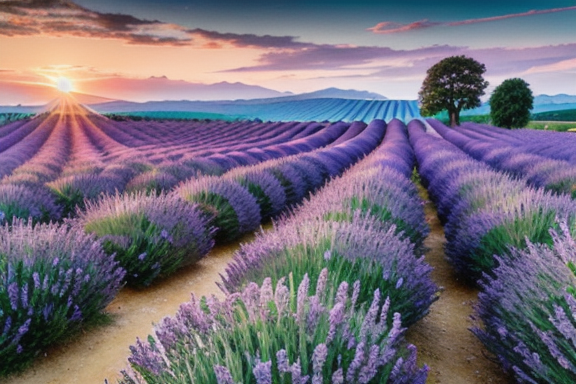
[524,58,576,75]
[367,20,442,34]
[0,0,311,49]
[368,6,576,34]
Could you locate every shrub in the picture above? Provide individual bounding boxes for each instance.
[77,192,215,287]
[294,167,429,252]
[118,273,428,384]
[47,174,125,218]
[227,169,287,220]
[125,170,179,196]
[473,225,576,382]
[445,189,576,284]
[0,220,125,375]
[176,176,261,242]
[222,215,437,327]
[0,184,62,224]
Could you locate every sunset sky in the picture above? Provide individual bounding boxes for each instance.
[1,0,575,104]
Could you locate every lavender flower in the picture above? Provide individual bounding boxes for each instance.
[252,360,272,384]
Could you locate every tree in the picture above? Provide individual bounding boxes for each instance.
[489,78,533,129]
[419,55,488,127]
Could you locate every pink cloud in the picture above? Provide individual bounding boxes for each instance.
[367,20,441,34]
[368,6,576,34]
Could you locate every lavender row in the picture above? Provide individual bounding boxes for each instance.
[74,120,385,287]
[223,119,434,324]
[459,121,576,164]
[175,119,385,243]
[47,120,354,219]
[0,113,59,180]
[407,119,576,284]
[428,119,576,198]
[118,119,433,383]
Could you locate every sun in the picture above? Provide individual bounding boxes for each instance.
[56,77,73,93]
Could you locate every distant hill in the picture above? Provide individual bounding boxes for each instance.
[534,94,576,105]
[284,87,387,100]
[77,77,293,102]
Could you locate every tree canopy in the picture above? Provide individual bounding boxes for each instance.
[419,55,488,127]
[489,78,534,129]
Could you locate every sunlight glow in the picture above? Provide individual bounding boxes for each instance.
[56,77,73,93]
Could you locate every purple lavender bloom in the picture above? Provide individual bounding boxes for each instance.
[276,349,290,373]
[252,360,272,384]
[214,365,236,384]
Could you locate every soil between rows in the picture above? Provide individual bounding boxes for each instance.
[405,189,512,384]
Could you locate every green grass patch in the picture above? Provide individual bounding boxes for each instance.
[531,109,576,122]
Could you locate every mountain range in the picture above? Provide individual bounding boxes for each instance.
[0,76,388,107]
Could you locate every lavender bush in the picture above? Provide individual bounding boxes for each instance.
[445,187,576,284]
[0,184,62,224]
[118,273,428,384]
[227,168,287,220]
[125,170,179,196]
[177,176,261,242]
[77,192,215,287]
[0,220,125,375]
[48,173,126,218]
[222,215,437,327]
[473,225,576,383]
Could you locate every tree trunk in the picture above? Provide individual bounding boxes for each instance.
[449,110,459,127]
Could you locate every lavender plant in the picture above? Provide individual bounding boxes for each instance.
[0,184,62,224]
[177,176,261,242]
[77,192,215,287]
[48,173,126,218]
[125,170,179,196]
[222,215,437,327]
[118,273,428,384]
[473,225,576,383]
[227,168,287,220]
[445,188,576,283]
[0,220,125,376]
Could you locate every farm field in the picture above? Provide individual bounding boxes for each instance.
[2,96,576,384]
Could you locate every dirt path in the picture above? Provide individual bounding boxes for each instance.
[405,189,511,384]
[5,230,261,384]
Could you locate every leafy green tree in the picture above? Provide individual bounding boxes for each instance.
[419,55,489,127]
[490,78,534,128]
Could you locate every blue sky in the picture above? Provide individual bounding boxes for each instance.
[1,0,575,101]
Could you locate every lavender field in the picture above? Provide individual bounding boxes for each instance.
[2,95,576,383]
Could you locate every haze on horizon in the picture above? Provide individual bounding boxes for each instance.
[1,0,575,105]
